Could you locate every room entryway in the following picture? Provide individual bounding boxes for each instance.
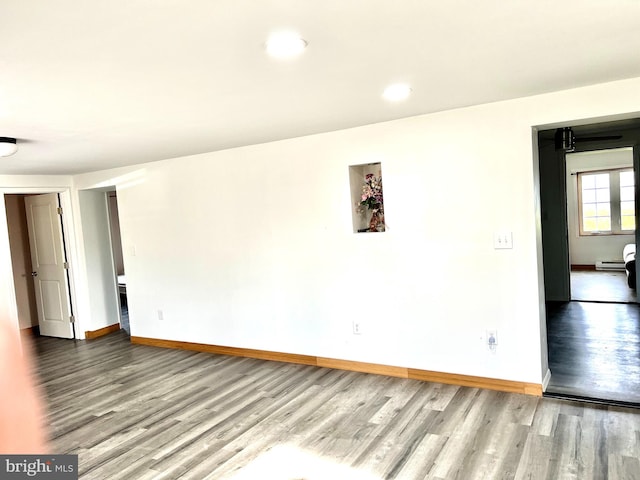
[538,118,640,406]
[106,191,128,334]
[5,192,76,339]
[6,188,127,340]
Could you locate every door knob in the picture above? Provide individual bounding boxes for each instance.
[31,271,38,277]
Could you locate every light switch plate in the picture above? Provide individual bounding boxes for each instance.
[493,232,513,249]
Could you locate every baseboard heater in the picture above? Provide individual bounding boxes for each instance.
[595,260,626,271]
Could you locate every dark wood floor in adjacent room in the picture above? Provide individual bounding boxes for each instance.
[546,301,640,405]
[31,332,640,479]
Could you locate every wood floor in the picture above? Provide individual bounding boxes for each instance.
[32,331,640,480]
[570,270,636,303]
[546,301,640,405]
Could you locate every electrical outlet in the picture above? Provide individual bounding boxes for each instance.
[157,309,164,321]
[353,321,363,335]
[487,329,497,351]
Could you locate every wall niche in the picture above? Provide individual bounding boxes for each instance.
[349,162,385,233]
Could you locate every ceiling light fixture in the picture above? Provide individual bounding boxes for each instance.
[0,137,17,157]
[382,83,412,102]
[265,32,307,59]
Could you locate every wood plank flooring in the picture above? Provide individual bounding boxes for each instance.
[546,301,640,405]
[31,331,640,480]
[570,270,636,304]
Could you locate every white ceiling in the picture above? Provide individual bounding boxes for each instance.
[1,0,640,175]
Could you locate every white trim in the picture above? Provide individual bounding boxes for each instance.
[0,186,69,195]
[58,191,82,339]
[542,368,552,392]
[577,167,634,236]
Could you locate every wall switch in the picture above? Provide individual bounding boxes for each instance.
[157,309,164,321]
[493,232,513,249]
[353,321,363,335]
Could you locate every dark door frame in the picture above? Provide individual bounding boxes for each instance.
[537,119,640,402]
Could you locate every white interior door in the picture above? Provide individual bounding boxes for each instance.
[24,193,74,339]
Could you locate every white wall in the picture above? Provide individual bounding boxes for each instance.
[74,113,543,383]
[78,190,120,331]
[566,148,634,265]
[21,77,640,385]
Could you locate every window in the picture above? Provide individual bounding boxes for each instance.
[620,170,636,231]
[578,168,635,235]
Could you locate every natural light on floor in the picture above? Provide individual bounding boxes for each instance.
[226,444,381,480]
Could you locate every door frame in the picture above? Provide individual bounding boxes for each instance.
[535,118,640,397]
[1,188,81,338]
[105,190,128,333]
[539,124,640,304]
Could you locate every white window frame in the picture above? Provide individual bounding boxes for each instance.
[577,167,635,236]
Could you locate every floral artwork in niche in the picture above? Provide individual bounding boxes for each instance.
[357,173,385,232]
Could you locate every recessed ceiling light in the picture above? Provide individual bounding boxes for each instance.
[0,137,18,157]
[265,32,307,59]
[382,83,412,102]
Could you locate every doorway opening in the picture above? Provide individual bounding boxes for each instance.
[5,188,125,341]
[75,188,125,338]
[566,148,636,304]
[5,193,75,339]
[538,118,640,406]
[106,191,128,334]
